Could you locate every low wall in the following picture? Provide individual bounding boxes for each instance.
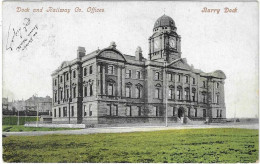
[98,116,178,124]
[24,123,86,129]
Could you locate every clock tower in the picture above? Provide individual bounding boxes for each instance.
[148,15,182,62]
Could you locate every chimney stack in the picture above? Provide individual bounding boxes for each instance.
[77,46,86,59]
[135,46,142,61]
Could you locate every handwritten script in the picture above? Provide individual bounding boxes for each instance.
[6,18,38,51]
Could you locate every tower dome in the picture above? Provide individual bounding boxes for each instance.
[153,14,176,30]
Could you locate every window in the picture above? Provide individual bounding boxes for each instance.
[73,87,76,98]
[137,106,141,116]
[83,105,87,116]
[71,106,74,117]
[126,87,131,98]
[84,86,87,97]
[220,110,222,118]
[126,70,132,78]
[216,94,219,104]
[114,105,118,116]
[155,72,160,80]
[192,92,195,102]
[185,76,189,83]
[54,79,57,86]
[108,65,114,74]
[203,94,206,103]
[194,108,197,117]
[126,106,132,116]
[185,90,189,100]
[203,81,206,88]
[217,109,219,118]
[108,104,112,116]
[168,73,173,81]
[108,84,113,96]
[169,89,174,99]
[59,108,61,117]
[54,93,57,102]
[155,88,160,99]
[89,66,93,74]
[89,104,92,116]
[154,106,159,116]
[178,74,181,82]
[188,108,191,117]
[193,78,195,84]
[177,90,181,100]
[73,70,76,78]
[60,90,63,100]
[66,73,69,81]
[216,82,219,88]
[63,107,67,117]
[136,71,141,79]
[172,107,175,116]
[84,67,87,76]
[136,87,141,98]
[203,109,206,117]
[54,109,56,117]
[90,84,93,96]
[66,89,69,100]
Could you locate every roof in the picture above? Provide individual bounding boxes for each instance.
[154,14,176,30]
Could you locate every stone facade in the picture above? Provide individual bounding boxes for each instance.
[51,15,226,124]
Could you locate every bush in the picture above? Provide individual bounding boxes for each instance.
[2,116,38,125]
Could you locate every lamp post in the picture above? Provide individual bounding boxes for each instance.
[164,61,168,127]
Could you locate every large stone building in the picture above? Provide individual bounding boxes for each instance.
[51,15,226,124]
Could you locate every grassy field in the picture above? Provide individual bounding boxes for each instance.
[3,116,38,125]
[2,128,258,163]
[2,125,80,132]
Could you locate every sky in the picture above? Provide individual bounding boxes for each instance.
[2,1,259,118]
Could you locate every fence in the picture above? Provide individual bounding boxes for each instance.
[2,116,39,125]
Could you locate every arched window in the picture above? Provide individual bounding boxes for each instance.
[126,86,131,98]
[155,88,160,99]
[136,87,141,98]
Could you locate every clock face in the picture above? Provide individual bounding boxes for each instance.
[154,39,160,50]
[169,38,176,48]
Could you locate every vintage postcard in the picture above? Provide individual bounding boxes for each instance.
[2,0,259,163]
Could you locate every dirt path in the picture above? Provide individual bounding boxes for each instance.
[2,123,258,137]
